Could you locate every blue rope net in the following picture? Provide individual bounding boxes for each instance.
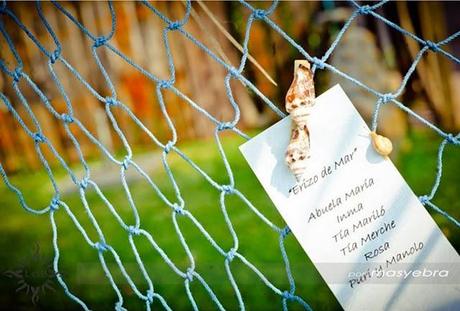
[0,0,459,310]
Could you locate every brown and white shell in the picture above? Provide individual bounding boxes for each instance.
[285,125,310,181]
[285,60,315,181]
[285,60,315,127]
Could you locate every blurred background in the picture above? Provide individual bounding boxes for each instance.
[0,1,459,310]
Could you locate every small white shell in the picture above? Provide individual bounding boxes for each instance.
[370,131,393,156]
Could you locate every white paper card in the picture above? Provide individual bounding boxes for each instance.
[240,85,459,311]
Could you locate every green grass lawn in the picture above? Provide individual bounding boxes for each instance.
[0,130,458,311]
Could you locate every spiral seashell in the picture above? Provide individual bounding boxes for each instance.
[370,131,393,156]
[285,125,310,180]
[285,60,315,127]
[285,60,315,181]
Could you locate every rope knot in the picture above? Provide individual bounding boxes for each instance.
[358,5,371,15]
[228,66,240,78]
[94,36,108,48]
[94,241,109,253]
[49,196,60,212]
[173,203,185,215]
[425,40,440,52]
[380,93,395,104]
[50,49,61,64]
[217,122,234,131]
[280,226,291,238]
[121,155,131,170]
[282,290,295,300]
[61,113,74,124]
[158,80,172,89]
[419,195,430,205]
[164,141,174,154]
[445,133,458,144]
[226,248,236,262]
[146,289,154,304]
[312,57,325,70]
[105,96,118,107]
[33,132,46,143]
[167,21,181,31]
[79,177,89,190]
[12,67,22,83]
[221,184,235,194]
[128,225,141,236]
[185,267,194,282]
[253,9,267,19]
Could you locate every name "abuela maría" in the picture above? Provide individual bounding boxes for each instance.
[307,178,375,223]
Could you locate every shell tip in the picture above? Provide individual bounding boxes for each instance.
[294,60,310,72]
